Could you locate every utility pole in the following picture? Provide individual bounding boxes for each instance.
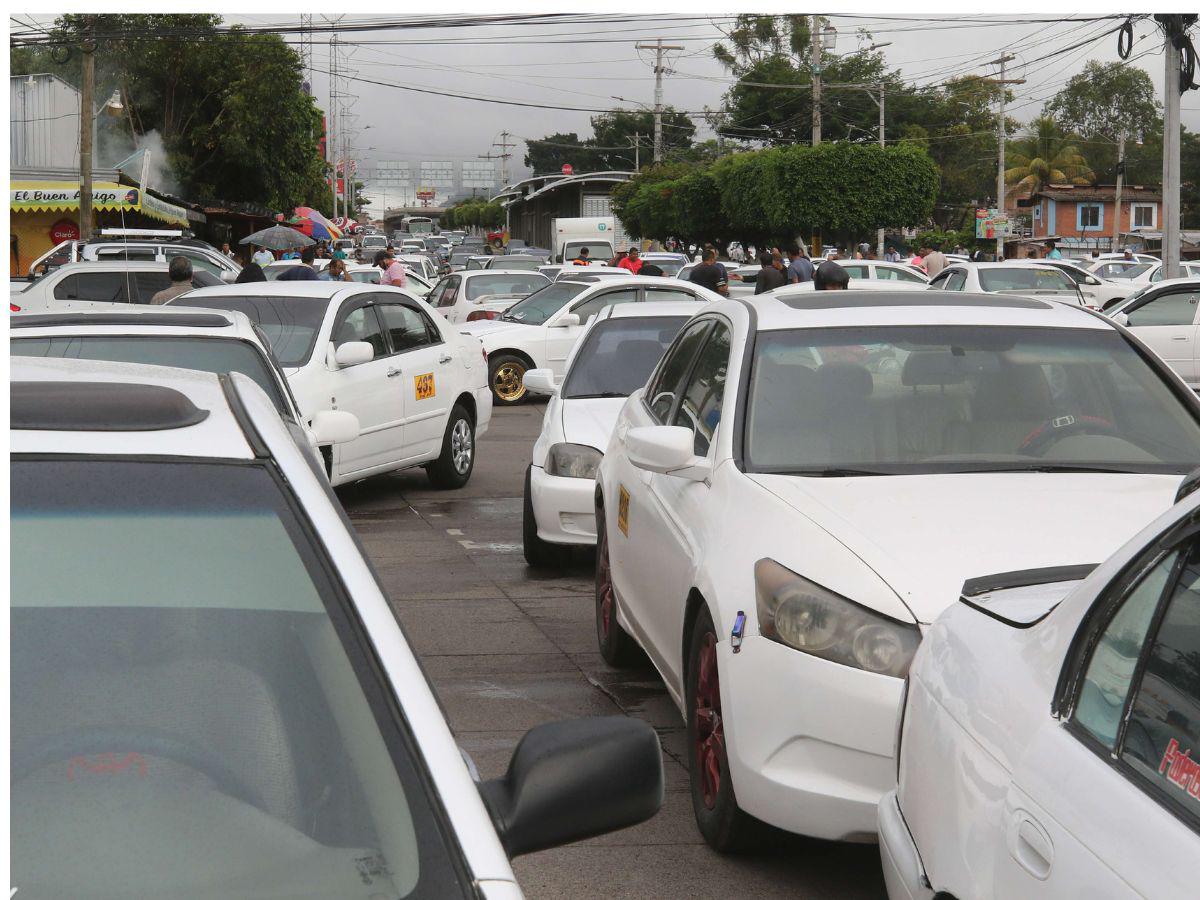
[78,17,96,240]
[329,31,339,219]
[636,38,683,163]
[496,131,515,186]
[1112,129,1126,252]
[877,86,885,255]
[633,132,640,170]
[1162,20,1184,280]
[811,16,823,145]
[987,54,1024,260]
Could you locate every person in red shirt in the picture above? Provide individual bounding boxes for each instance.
[617,246,643,274]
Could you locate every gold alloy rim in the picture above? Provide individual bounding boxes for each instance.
[494,362,526,401]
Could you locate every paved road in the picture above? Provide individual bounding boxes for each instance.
[337,401,886,899]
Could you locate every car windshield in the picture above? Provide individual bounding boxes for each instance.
[1109,262,1153,280]
[168,295,329,367]
[10,459,468,898]
[492,258,542,272]
[565,242,613,260]
[978,267,1077,293]
[563,316,688,399]
[745,325,1200,475]
[466,273,549,301]
[501,281,589,325]
[10,336,290,416]
[644,260,685,276]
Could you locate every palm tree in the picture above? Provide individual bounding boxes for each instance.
[1005,116,1094,196]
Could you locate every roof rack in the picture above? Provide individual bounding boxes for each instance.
[99,228,184,238]
[11,381,211,432]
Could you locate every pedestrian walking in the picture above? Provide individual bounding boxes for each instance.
[618,247,643,274]
[923,246,948,278]
[149,256,195,304]
[786,245,815,284]
[688,247,729,296]
[814,260,850,291]
[376,250,408,287]
[235,262,267,283]
[251,245,274,267]
[754,251,787,294]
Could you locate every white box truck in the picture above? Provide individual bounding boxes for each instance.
[552,216,620,264]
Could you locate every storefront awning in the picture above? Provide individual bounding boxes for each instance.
[10,180,190,227]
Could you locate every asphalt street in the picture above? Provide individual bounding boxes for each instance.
[336,400,886,899]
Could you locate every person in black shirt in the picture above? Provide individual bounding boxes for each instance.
[754,251,786,294]
[688,248,729,296]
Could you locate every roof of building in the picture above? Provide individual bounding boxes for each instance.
[1026,184,1162,202]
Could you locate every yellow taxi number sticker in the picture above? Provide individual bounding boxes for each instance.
[414,373,436,400]
[617,485,630,536]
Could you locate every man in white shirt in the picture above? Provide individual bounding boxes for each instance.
[251,245,274,267]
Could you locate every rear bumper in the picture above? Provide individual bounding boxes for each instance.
[878,791,933,900]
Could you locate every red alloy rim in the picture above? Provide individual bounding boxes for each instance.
[597,531,613,638]
[694,631,723,810]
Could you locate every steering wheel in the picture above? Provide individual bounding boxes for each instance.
[1019,414,1118,456]
[12,726,265,810]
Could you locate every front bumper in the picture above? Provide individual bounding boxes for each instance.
[474,385,493,438]
[721,635,905,841]
[529,463,597,545]
[878,791,934,900]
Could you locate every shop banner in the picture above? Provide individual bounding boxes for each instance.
[11,180,189,226]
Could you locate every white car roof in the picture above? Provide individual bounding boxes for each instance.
[948,261,1064,270]
[599,300,706,321]
[742,289,1112,332]
[10,306,263,342]
[180,280,366,300]
[11,355,255,459]
[772,279,929,294]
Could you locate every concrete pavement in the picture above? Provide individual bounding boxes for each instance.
[337,400,886,899]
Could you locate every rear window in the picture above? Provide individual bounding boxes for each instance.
[465,273,550,301]
[978,267,1078,294]
[167,294,329,367]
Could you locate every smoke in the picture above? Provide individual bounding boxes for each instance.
[96,124,182,197]
[133,130,182,197]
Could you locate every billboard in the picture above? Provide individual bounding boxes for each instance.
[975,208,1012,240]
[419,161,455,190]
[461,160,497,189]
[374,160,412,184]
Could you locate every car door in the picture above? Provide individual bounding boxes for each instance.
[1121,287,1200,385]
[545,287,640,376]
[51,271,133,307]
[610,319,714,678]
[376,298,453,459]
[642,284,708,304]
[996,529,1200,898]
[327,297,405,476]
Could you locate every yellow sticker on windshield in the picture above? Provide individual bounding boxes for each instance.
[415,373,435,400]
[617,485,630,536]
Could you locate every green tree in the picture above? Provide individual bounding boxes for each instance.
[1004,117,1093,195]
[1045,61,1160,143]
[522,132,602,175]
[590,108,694,169]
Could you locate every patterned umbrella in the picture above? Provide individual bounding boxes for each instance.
[239,224,315,250]
[295,207,341,240]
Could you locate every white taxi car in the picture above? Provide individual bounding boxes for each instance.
[593,289,1200,850]
[882,482,1200,900]
[9,307,359,472]
[462,274,722,405]
[11,260,222,312]
[170,281,491,488]
[1107,278,1200,389]
[521,301,698,567]
[928,262,1085,305]
[11,356,663,898]
[425,270,552,325]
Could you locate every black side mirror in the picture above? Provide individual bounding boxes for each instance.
[1176,466,1200,505]
[479,716,663,858]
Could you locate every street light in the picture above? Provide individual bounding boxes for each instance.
[822,24,837,51]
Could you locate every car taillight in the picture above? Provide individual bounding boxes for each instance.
[467,309,500,322]
[10,302,21,312]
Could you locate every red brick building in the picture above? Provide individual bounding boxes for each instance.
[1018,183,1163,254]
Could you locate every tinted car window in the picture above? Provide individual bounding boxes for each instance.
[169,295,330,367]
[646,320,712,423]
[132,272,172,302]
[334,305,387,359]
[378,304,436,352]
[465,274,549,302]
[571,288,639,324]
[1126,290,1200,327]
[562,316,688,400]
[52,272,132,303]
[672,323,731,456]
[501,281,588,325]
[978,267,1077,293]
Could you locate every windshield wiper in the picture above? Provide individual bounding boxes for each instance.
[965,464,1141,474]
[567,391,628,399]
[776,467,897,477]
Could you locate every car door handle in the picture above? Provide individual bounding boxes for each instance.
[439,354,453,364]
[1008,812,1053,881]
[1172,335,1189,341]
[387,367,402,378]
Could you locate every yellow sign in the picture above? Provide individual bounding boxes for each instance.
[415,372,436,400]
[617,485,630,536]
[9,180,190,226]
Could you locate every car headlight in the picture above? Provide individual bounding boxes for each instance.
[545,443,603,479]
[754,559,920,678]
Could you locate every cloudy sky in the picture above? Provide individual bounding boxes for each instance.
[16,12,1199,216]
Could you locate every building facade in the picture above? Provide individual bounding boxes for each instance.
[1021,184,1164,253]
[11,73,81,170]
[499,171,635,253]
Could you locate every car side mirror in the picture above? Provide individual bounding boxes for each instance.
[1111,311,1130,326]
[552,313,581,328]
[479,716,663,858]
[334,341,374,367]
[310,409,360,445]
[1087,275,1101,285]
[626,425,711,480]
[220,270,238,283]
[523,368,558,395]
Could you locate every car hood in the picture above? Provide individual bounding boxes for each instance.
[458,320,526,339]
[747,472,1179,624]
[560,397,627,451]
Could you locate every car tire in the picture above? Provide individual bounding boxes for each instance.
[687,605,760,852]
[523,466,572,568]
[595,508,638,667]
[489,353,528,406]
[426,404,475,489]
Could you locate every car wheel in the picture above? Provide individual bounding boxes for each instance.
[489,353,528,405]
[426,404,474,489]
[687,605,759,852]
[595,509,638,667]
[523,465,571,568]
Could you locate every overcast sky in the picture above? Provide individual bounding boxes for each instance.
[17,12,1199,216]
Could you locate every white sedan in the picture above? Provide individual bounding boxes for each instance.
[928,261,1084,305]
[834,260,929,284]
[521,302,699,566]
[593,288,1200,850]
[11,356,663,898]
[881,481,1200,900]
[170,281,492,488]
[11,260,222,312]
[1107,277,1200,389]
[425,270,552,325]
[461,274,721,404]
[1102,259,1200,290]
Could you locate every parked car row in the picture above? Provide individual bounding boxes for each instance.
[513,284,1200,893]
